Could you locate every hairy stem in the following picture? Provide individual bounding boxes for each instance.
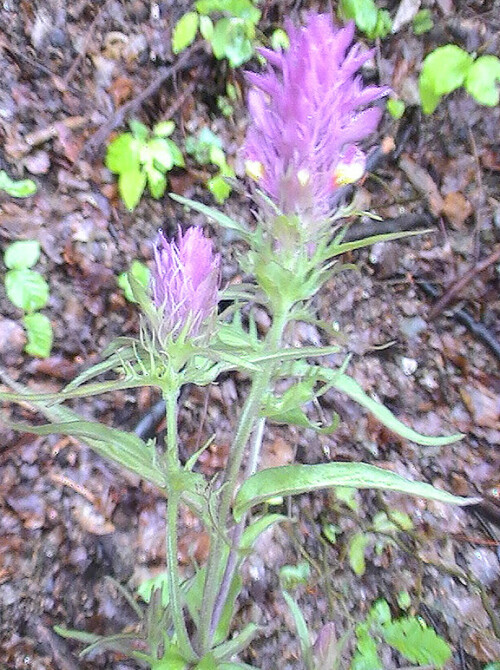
[164,389,197,662]
[198,307,289,653]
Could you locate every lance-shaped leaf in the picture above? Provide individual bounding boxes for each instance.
[4,415,164,488]
[332,373,464,446]
[170,193,254,244]
[233,462,479,523]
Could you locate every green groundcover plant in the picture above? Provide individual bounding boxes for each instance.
[0,13,477,669]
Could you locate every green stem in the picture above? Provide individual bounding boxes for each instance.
[197,306,289,654]
[164,389,197,663]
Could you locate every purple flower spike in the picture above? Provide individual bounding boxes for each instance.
[244,13,389,225]
[152,227,220,340]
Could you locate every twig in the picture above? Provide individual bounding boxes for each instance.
[418,281,500,360]
[62,0,111,87]
[428,245,500,320]
[82,44,204,157]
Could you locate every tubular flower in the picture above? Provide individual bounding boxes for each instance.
[244,13,389,226]
[152,227,220,340]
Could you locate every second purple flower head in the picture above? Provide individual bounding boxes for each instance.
[152,226,220,340]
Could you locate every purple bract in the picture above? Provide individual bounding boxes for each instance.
[152,227,220,339]
[244,13,389,224]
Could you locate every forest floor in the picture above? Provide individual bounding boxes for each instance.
[0,1,499,669]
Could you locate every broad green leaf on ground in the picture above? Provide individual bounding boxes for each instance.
[332,373,464,446]
[5,269,49,312]
[419,45,474,114]
[172,12,199,54]
[233,462,478,522]
[105,133,140,173]
[464,55,500,106]
[4,240,41,270]
[23,312,53,358]
[0,170,37,197]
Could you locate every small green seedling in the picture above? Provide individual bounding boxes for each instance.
[419,45,500,114]
[185,127,235,203]
[0,170,37,197]
[172,0,261,68]
[412,9,434,35]
[3,240,53,358]
[338,0,392,40]
[387,98,406,119]
[352,599,451,669]
[105,119,184,211]
[117,260,151,303]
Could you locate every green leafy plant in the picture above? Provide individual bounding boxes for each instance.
[338,0,392,40]
[117,260,151,303]
[3,240,53,358]
[352,599,451,669]
[172,0,261,67]
[185,127,235,203]
[419,45,500,114]
[105,119,184,211]
[0,170,37,197]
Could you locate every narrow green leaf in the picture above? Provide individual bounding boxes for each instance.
[233,462,478,523]
[332,373,463,446]
[3,416,163,487]
[282,591,313,669]
[4,240,41,270]
[172,12,199,54]
[117,260,151,303]
[5,269,49,312]
[169,194,254,243]
[23,312,53,358]
[240,514,288,552]
[212,623,260,662]
[119,168,147,211]
[321,229,428,262]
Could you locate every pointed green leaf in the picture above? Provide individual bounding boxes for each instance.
[147,168,167,199]
[118,168,147,211]
[172,12,199,54]
[23,312,53,358]
[332,373,463,446]
[170,193,254,243]
[233,462,478,523]
[282,591,313,669]
[349,532,369,576]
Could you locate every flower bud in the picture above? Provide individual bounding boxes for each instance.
[152,227,220,340]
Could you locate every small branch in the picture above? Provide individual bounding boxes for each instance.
[428,245,500,320]
[418,281,500,361]
[62,0,112,87]
[81,44,204,157]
